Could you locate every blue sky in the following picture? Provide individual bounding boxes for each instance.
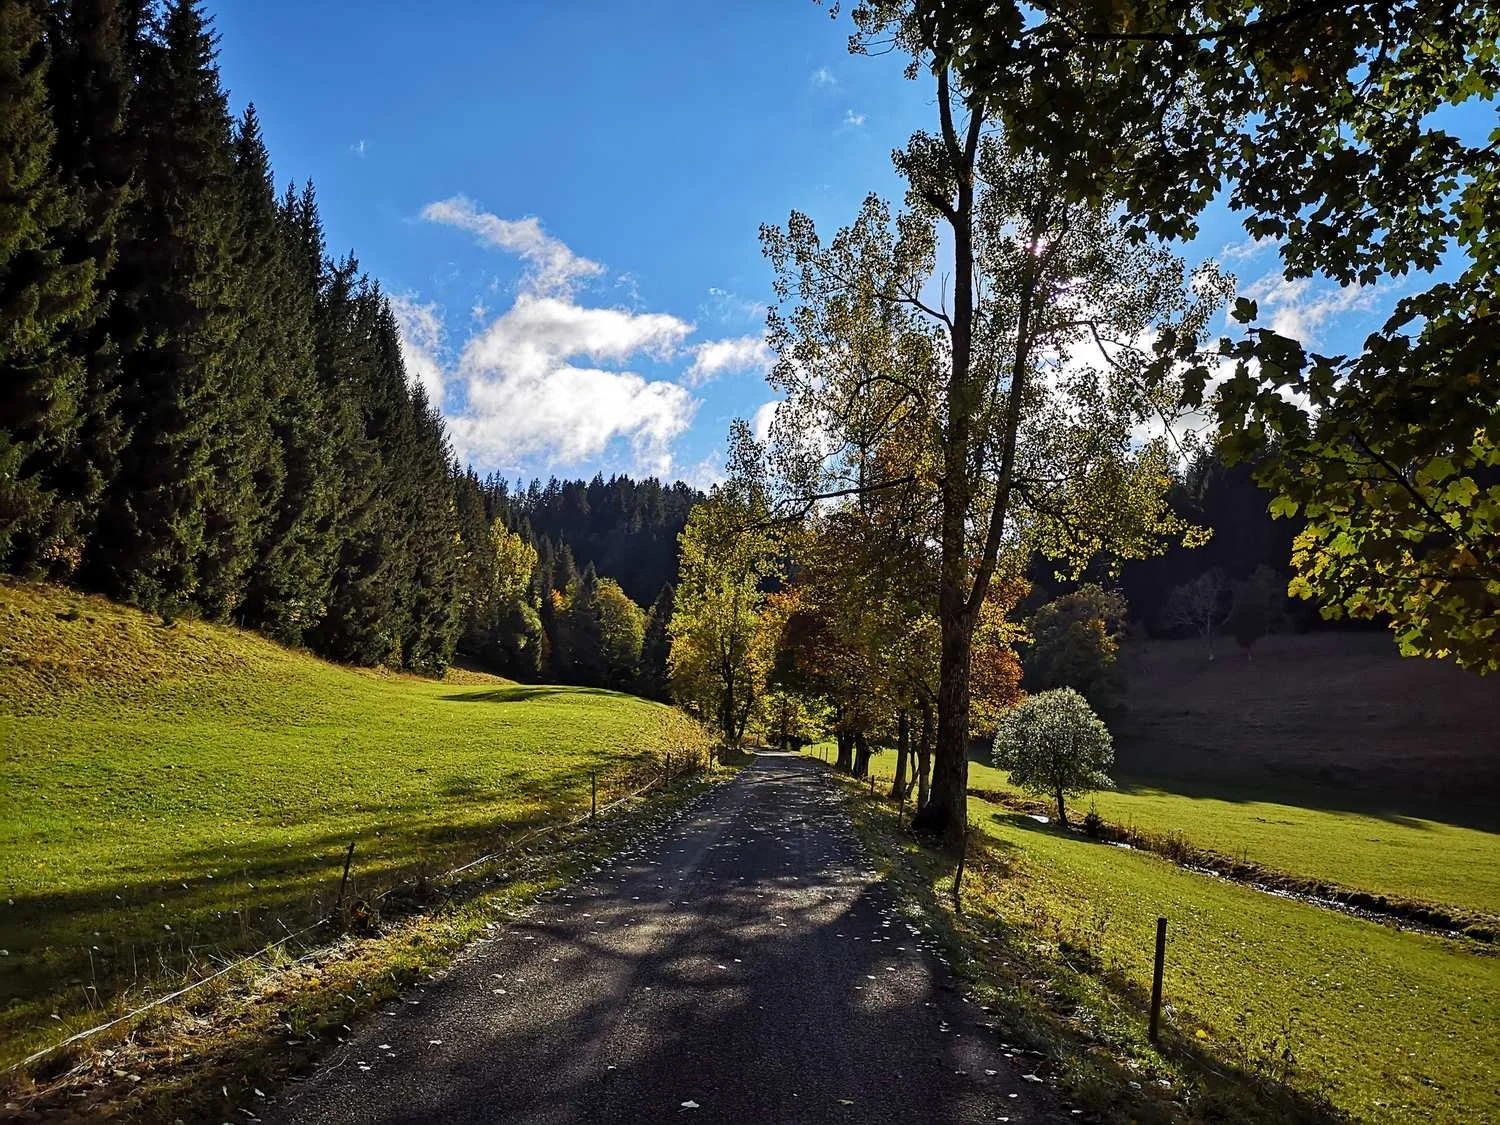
[206,0,1431,489]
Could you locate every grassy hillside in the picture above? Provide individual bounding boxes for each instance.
[809,634,1500,1122]
[827,633,1500,918]
[0,580,708,1068]
[1112,633,1500,809]
[966,799,1498,1125]
[841,750,1500,920]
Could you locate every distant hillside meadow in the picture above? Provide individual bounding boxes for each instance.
[0,580,710,1068]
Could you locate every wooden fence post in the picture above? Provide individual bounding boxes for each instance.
[337,839,356,912]
[1149,916,1168,1042]
[951,824,968,916]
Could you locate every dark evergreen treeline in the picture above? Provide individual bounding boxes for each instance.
[1113,447,1307,633]
[1019,445,1322,636]
[508,474,699,607]
[0,0,703,685]
[442,471,697,694]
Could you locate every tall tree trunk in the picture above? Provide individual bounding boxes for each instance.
[916,700,933,811]
[919,607,974,844]
[890,709,909,800]
[853,730,872,779]
[720,658,736,746]
[1055,786,1067,827]
[835,727,854,773]
[911,67,987,850]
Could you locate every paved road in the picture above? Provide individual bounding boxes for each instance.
[272,754,1063,1124]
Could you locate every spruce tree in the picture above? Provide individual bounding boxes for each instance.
[639,582,675,700]
[236,170,339,643]
[397,385,461,673]
[39,0,145,577]
[310,266,398,664]
[88,0,249,616]
[0,0,99,569]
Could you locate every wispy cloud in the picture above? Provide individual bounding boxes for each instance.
[421,195,605,297]
[844,109,866,127]
[811,66,837,88]
[349,139,367,157]
[703,286,767,325]
[1220,234,1279,263]
[386,294,445,407]
[684,335,773,386]
[1239,272,1384,346]
[681,452,726,491]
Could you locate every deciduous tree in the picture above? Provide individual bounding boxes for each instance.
[763,106,1223,843]
[993,686,1114,826]
[863,0,1500,671]
[1162,568,1227,660]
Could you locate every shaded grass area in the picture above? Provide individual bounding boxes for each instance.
[0,580,710,1069]
[965,798,1498,1125]
[4,770,724,1123]
[1110,635,1500,816]
[818,744,1500,920]
[823,762,1498,1125]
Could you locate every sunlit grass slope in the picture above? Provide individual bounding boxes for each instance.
[0,579,705,1067]
[826,748,1500,919]
[968,797,1499,1125]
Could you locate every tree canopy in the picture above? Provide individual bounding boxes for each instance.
[993,686,1115,826]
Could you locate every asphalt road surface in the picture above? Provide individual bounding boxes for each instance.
[271,753,1063,1124]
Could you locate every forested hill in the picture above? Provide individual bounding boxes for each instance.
[0,0,701,683]
[484,475,703,608]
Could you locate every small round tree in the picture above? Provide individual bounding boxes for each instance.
[992,687,1114,827]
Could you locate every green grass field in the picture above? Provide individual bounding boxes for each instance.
[0,580,708,1068]
[807,740,1499,1123]
[966,797,1499,1125]
[833,749,1500,920]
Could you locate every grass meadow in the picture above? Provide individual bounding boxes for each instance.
[838,750,1500,920]
[966,796,1497,1124]
[0,580,708,1068]
[810,743,1499,1123]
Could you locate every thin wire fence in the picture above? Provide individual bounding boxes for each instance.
[11,747,710,1076]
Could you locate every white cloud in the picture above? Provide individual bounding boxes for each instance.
[470,302,487,321]
[752,400,781,444]
[1239,273,1383,345]
[812,66,837,88]
[1220,234,1279,262]
[684,335,773,386]
[421,195,605,296]
[386,293,445,407]
[350,139,367,157]
[703,286,768,325]
[844,109,866,127]
[450,294,698,474]
[681,452,726,491]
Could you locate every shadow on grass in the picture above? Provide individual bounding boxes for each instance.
[963,734,1499,835]
[869,811,1351,1125]
[0,762,653,1064]
[1107,769,1499,835]
[439,685,623,704]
